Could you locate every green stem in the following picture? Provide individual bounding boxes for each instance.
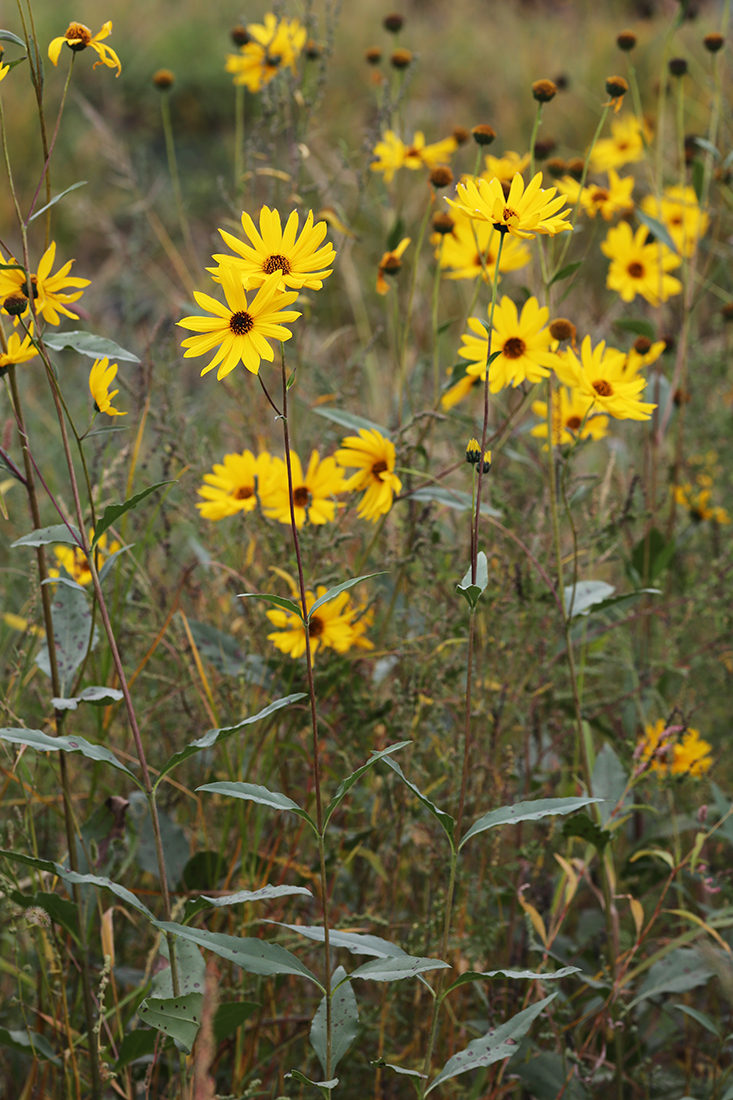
[234,82,245,194]
[397,194,433,425]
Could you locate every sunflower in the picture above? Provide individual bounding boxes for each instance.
[481,151,530,183]
[0,327,37,370]
[0,242,90,326]
[196,450,272,521]
[225,14,305,92]
[259,450,347,528]
[335,429,402,522]
[557,168,634,221]
[376,237,411,295]
[601,222,682,306]
[446,171,571,240]
[554,335,656,421]
[673,483,730,525]
[370,132,407,183]
[210,207,335,292]
[637,719,712,777]
[89,358,126,417]
[433,209,531,283]
[590,114,648,172]
[266,587,370,659]
[640,185,710,258]
[50,530,121,586]
[531,387,609,446]
[48,21,121,76]
[440,371,481,410]
[177,268,301,380]
[371,130,458,182]
[460,296,560,393]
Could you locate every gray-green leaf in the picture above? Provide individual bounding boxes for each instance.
[350,955,450,983]
[0,727,139,784]
[308,573,384,621]
[43,330,141,363]
[456,551,488,610]
[12,523,81,548]
[406,486,501,518]
[137,993,203,1054]
[196,780,317,833]
[51,686,124,711]
[310,965,359,1076]
[312,406,390,436]
[323,741,411,831]
[381,756,455,847]
[27,182,87,224]
[157,921,322,987]
[459,797,602,850]
[183,884,312,923]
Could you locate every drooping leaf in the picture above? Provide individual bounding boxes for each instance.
[0,1026,60,1065]
[380,756,455,847]
[308,573,385,621]
[50,686,124,711]
[672,1003,720,1037]
[312,405,390,437]
[310,965,359,1076]
[99,544,134,583]
[350,955,450,983]
[285,1069,339,1092]
[635,209,679,254]
[196,780,317,833]
[0,30,27,48]
[43,330,141,363]
[459,797,603,850]
[92,482,173,548]
[183,884,312,923]
[213,1001,259,1043]
[137,993,203,1054]
[549,261,583,286]
[265,922,407,959]
[443,966,580,997]
[12,523,81,548]
[238,592,304,618]
[563,580,615,618]
[0,727,139,784]
[629,947,714,1009]
[456,551,489,610]
[372,1061,427,1079]
[406,485,501,518]
[27,181,87,224]
[157,920,322,987]
[425,994,556,1094]
[34,579,98,694]
[323,741,411,830]
[155,694,305,787]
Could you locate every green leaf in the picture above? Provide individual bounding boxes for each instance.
[10,890,80,943]
[308,573,385,621]
[635,209,679,255]
[137,993,203,1054]
[157,920,322,987]
[563,580,615,617]
[311,965,359,1076]
[691,159,704,203]
[406,485,501,518]
[456,551,488,610]
[380,756,455,847]
[285,1069,339,1093]
[459,797,603,851]
[115,1028,159,1069]
[629,948,713,1009]
[43,330,141,363]
[437,317,459,334]
[549,261,582,286]
[350,955,450,983]
[312,405,389,437]
[27,182,87,224]
[153,936,206,999]
[0,1026,60,1065]
[613,318,656,340]
[196,780,317,833]
[694,137,720,160]
[51,686,124,711]
[42,575,87,594]
[0,30,26,48]
[323,741,411,831]
[99,544,134,583]
[183,884,312,924]
[185,619,250,676]
[265,922,408,959]
[629,527,675,585]
[372,1061,426,1079]
[562,814,612,851]
[155,694,305,788]
[213,1001,259,1043]
[92,481,173,548]
[0,727,139,784]
[673,1003,720,1037]
[11,523,81,548]
[443,966,580,997]
[238,591,304,619]
[591,744,628,826]
[514,1052,589,1100]
[425,994,556,1094]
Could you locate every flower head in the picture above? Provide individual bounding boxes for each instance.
[531,387,609,446]
[446,171,571,240]
[623,336,666,379]
[196,450,271,521]
[371,130,457,182]
[481,151,530,183]
[335,429,402,522]
[267,586,373,659]
[177,268,301,380]
[553,335,656,421]
[259,450,347,528]
[637,719,712,777]
[673,483,730,524]
[376,237,410,295]
[225,14,306,91]
[640,185,709,258]
[48,21,121,76]
[50,530,120,586]
[89,358,126,417]
[557,168,634,220]
[460,296,560,394]
[440,371,481,410]
[433,209,530,283]
[601,221,682,306]
[210,207,335,292]
[0,242,90,326]
[590,114,648,172]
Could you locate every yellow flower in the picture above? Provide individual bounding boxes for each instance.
[637,719,712,777]
[370,132,407,183]
[371,130,457,182]
[335,429,402,522]
[590,114,648,172]
[601,222,682,307]
[554,335,656,421]
[48,21,121,77]
[557,168,634,220]
[0,242,90,326]
[266,587,371,659]
[211,207,335,292]
[673,728,713,777]
[446,171,572,240]
[481,151,530,183]
[433,209,530,283]
[0,326,37,369]
[2,612,43,636]
[673,483,730,524]
[50,530,121,586]
[460,296,560,394]
[177,267,301,380]
[622,337,666,379]
[0,62,9,82]
[259,450,347,528]
[440,371,481,410]
[640,185,710,258]
[376,237,410,295]
[89,358,126,417]
[225,14,306,91]
[531,387,609,446]
[196,450,271,521]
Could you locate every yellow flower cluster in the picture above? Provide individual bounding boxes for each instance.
[267,586,374,660]
[637,719,713,778]
[225,13,307,92]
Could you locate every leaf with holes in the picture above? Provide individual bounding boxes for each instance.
[311,966,359,1076]
[137,993,203,1054]
[265,922,408,959]
[152,937,206,999]
[12,523,81,548]
[183,884,312,923]
[157,921,322,988]
[443,967,580,997]
[34,581,98,694]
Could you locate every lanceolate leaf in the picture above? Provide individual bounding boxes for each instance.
[406,486,501,518]
[27,181,87,224]
[43,330,141,363]
[0,851,156,922]
[50,686,125,711]
[195,781,317,833]
[137,993,203,1054]
[92,481,174,548]
[549,260,583,285]
[349,955,450,983]
[443,966,580,997]
[380,756,455,847]
[459,797,603,850]
[238,592,304,619]
[0,1026,60,1065]
[312,405,389,437]
[635,208,679,255]
[323,741,411,830]
[11,523,81,548]
[183,884,312,923]
[310,966,359,1076]
[264,923,407,959]
[308,573,385,621]
[0,727,140,785]
[0,30,27,48]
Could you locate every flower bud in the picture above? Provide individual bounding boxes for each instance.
[432,212,455,235]
[605,75,629,98]
[152,68,175,89]
[534,138,556,161]
[546,157,567,178]
[429,165,453,189]
[383,13,405,32]
[566,157,585,181]
[452,126,470,145]
[532,79,557,103]
[668,57,688,76]
[549,318,576,343]
[616,30,637,51]
[230,24,250,46]
[365,46,382,64]
[3,293,28,317]
[703,33,724,53]
[471,124,496,146]
[390,48,412,70]
[466,438,481,465]
[633,335,652,354]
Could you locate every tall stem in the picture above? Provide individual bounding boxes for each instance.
[397,195,433,426]
[160,90,197,271]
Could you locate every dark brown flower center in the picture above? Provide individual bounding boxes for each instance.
[263,253,292,275]
[293,486,311,508]
[565,415,582,430]
[65,22,92,48]
[593,379,613,396]
[233,486,254,500]
[503,337,526,359]
[382,255,402,274]
[309,615,325,637]
[591,188,609,204]
[617,141,629,151]
[229,310,254,335]
[502,206,519,223]
[627,261,644,279]
[371,460,388,480]
[670,215,682,225]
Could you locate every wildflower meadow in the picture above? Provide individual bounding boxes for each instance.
[1,1,733,1097]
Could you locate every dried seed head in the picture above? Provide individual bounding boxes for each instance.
[304,39,321,59]
[532,79,557,103]
[566,157,585,181]
[684,134,699,163]
[617,30,637,51]
[471,124,496,146]
[365,46,382,64]
[230,24,250,46]
[432,212,455,235]
[26,907,51,929]
[661,333,675,352]
[152,69,175,89]
[534,138,556,161]
[703,32,724,53]
[605,75,629,98]
[429,165,454,189]
[3,293,28,317]
[668,57,688,76]
[546,157,567,178]
[554,73,569,91]
[383,13,405,32]
[452,126,470,145]
[633,335,652,354]
[549,318,576,343]
[390,48,412,69]
[721,303,733,322]
[673,387,691,406]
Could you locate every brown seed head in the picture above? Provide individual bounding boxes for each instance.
[546,157,567,178]
[382,254,403,275]
[703,32,724,53]
[432,212,455,235]
[684,133,699,163]
[365,46,382,64]
[532,79,557,103]
[304,39,321,59]
[721,303,733,322]
[605,75,629,98]
[549,318,576,343]
[230,24,250,46]
[633,335,652,354]
[64,22,92,50]
[534,138,556,161]
[152,69,175,90]
[566,157,585,181]
[452,126,470,145]
[668,57,688,76]
[661,333,675,352]
[429,165,454,189]
[3,293,28,317]
[390,48,412,70]
[673,387,691,406]
[554,73,569,91]
[383,13,405,32]
[471,124,496,146]
[617,30,637,50]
